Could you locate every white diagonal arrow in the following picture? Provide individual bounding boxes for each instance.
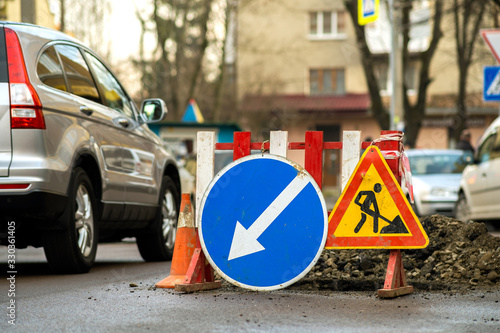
[228,175,310,261]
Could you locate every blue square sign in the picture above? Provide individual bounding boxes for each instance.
[484,66,500,101]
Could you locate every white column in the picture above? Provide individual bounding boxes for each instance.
[341,131,361,191]
[196,131,215,226]
[270,131,288,158]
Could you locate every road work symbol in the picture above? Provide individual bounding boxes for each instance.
[354,183,408,234]
[198,154,328,291]
[354,183,382,233]
[326,146,428,249]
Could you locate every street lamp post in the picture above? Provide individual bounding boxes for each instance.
[389,0,403,131]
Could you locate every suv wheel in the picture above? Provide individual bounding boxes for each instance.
[455,192,471,222]
[43,168,98,273]
[136,175,180,261]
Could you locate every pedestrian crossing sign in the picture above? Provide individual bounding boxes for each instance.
[326,146,428,249]
[483,66,500,101]
[358,0,379,26]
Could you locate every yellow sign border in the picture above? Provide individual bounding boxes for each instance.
[358,0,380,26]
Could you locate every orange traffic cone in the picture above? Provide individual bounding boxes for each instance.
[156,194,197,288]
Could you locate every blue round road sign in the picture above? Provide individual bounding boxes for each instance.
[199,154,328,291]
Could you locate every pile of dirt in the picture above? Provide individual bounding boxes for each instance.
[298,215,500,292]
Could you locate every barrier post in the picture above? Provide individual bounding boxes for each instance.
[304,131,323,189]
[270,131,288,157]
[233,131,251,160]
[196,131,215,218]
[341,131,361,192]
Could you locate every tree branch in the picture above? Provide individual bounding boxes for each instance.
[343,0,389,130]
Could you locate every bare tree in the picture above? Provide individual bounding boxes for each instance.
[344,0,390,131]
[55,0,111,60]
[212,0,236,122]
[134,7,150,102]
[344,0,443,147]
[146,0,211,119]
[132,0,235,121]
[402,0,443,147]
[59,0,65,32]
[452,0,488,143]
[186,0,214,105]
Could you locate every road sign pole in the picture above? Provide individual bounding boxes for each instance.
[375,130,414,298]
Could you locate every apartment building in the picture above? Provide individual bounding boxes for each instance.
[236,0,498,188]
[0,0,56,29]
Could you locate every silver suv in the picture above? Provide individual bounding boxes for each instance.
[0,22,181,273]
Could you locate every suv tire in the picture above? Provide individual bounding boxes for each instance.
[136,175,180,261]
[43,167,99,273]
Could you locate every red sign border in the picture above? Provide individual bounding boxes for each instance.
[326,146,429,249]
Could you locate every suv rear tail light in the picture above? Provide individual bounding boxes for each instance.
[5,28,45,129]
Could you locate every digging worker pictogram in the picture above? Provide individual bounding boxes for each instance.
[354,183,383,233]
[353,182,409,234]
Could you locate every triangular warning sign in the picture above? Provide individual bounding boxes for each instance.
[326,146,428,249]
[482,29,500,64]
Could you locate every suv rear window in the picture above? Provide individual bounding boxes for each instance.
[55,44,101,103]
[85,52,134,118]
[37,46,67,91]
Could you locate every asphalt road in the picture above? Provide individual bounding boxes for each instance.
[1,241,499,332]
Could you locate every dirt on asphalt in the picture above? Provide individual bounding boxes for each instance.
[296,215,500,293]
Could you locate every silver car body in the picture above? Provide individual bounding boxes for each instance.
[0,23,180,259]
[406,149,472,217]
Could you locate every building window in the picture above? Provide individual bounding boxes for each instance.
[310,69,345,95]
[309,11,346,40]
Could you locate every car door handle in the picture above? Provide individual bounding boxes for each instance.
[79,106,94,116]
[117,118,129,128]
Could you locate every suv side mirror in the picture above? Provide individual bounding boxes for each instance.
[140,99,167,123]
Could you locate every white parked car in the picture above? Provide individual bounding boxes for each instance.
[406,149,472,217]
[456,116,500,222]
